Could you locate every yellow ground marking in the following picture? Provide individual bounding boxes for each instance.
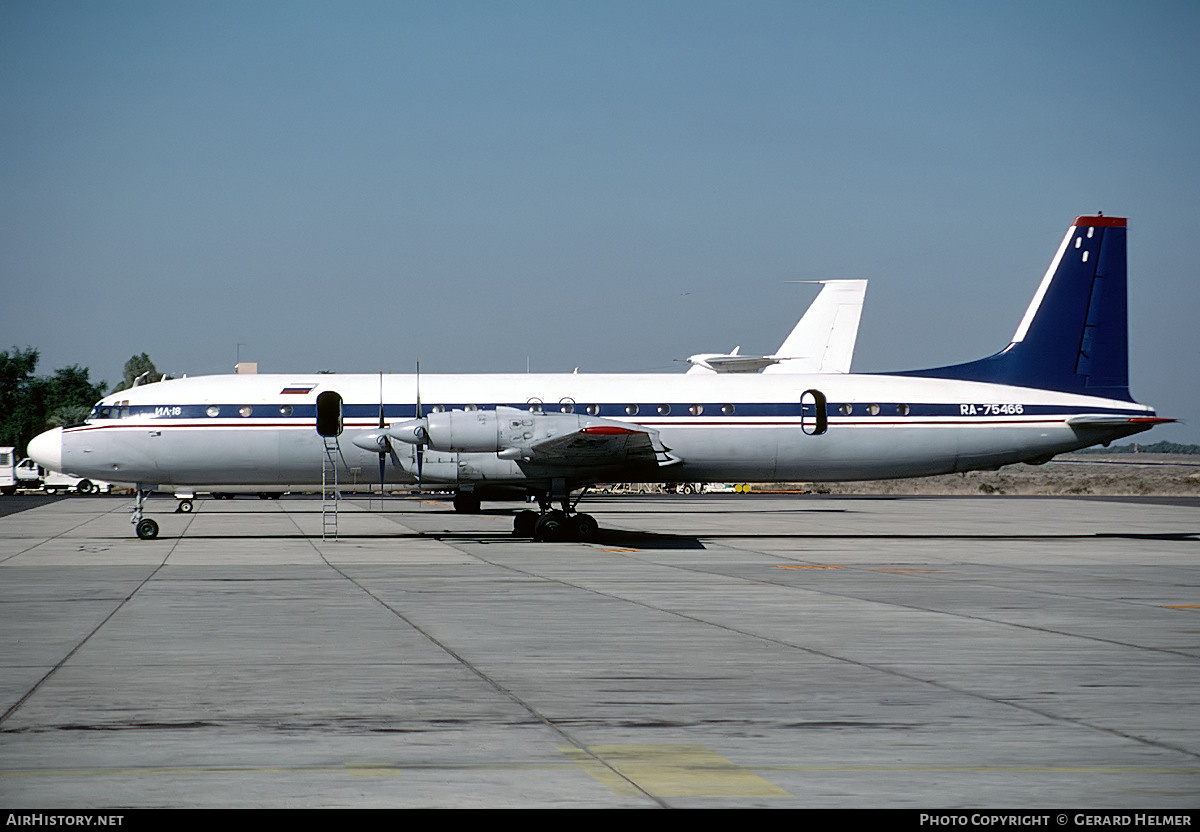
[344,762,405,776]
[602,548,641,553]
[871,568,943,573]
[559,744,790,798]
[775,564,843,570]
[1162,604,1200,609]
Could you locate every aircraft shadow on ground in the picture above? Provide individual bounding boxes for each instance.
[162,529,708,549]
[143,527,1199,545]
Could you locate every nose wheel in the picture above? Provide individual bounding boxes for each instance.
[131,488,160,539]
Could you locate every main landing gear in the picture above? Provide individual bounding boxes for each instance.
[511,482,598,542]
[452,492,482,514]
[513,509,599,542]
[446,480,600,542]
[132,488,159,540]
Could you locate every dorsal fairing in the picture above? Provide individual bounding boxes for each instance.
[895,216,1133,401]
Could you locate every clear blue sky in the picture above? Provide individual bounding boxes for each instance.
[3,1,1197,443]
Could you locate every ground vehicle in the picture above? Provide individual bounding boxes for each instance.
[672,482,746,494]
[1,447,18,494]
[1,447,40,494]
[1,448,111,494]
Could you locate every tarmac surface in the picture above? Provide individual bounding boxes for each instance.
[1,492,1197,808]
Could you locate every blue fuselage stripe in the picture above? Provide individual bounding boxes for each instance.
[84,401,1148,425]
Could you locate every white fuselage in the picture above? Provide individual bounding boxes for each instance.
[37,371,1157,491]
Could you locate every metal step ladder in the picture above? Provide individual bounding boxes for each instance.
[322,436,339,540]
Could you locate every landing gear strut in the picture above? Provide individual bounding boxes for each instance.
[132,488,159,540]
[514,480,599,542]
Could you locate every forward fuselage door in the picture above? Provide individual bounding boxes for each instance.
[800,389,828,436]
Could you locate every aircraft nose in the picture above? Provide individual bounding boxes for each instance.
[27,427,63,471]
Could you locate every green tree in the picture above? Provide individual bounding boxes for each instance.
[43,366,107,427]
[0,348,108,457]
[0,347,41,453]
[116,353,166,391]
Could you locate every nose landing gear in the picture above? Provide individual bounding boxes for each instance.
[132,488,159,539]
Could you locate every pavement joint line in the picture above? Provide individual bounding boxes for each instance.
[0,497,128,564]
[560,744,792,797]
[706,540,1200,659]
[444,522,1200,764]
[279,502,672,808]
[0,508,198,728]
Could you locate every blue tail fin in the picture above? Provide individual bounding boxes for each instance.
[898,215,1132,401]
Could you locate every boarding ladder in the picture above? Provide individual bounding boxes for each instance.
[322,436,339,540]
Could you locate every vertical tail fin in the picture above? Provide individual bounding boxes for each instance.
[899,215,1133,401]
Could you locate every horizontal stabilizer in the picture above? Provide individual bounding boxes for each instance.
[1067,415,1175,428]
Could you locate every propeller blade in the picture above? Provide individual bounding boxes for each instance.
[415,358,423,492]
[377,372,391,495]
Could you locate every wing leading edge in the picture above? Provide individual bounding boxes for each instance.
[371,406,681,472]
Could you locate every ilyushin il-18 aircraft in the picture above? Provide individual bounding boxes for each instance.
[28,215,1172,541]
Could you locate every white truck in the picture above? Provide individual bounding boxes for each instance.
[1,447,112,495]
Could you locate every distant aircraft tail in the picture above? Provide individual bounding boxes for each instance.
[763,279,867,374]
[899,215,1133,401]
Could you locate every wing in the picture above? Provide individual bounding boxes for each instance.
[686,353,780,374]
[519,424,681,469]
[380,406,682,472]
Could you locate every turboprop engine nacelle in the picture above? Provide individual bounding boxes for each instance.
[386,405,646,459]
